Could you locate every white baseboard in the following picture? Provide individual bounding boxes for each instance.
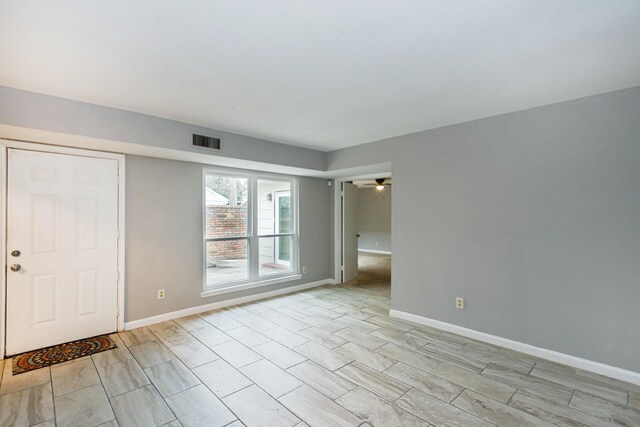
[358,249,392,255]
[390,309,640,386]
[125,279,335,330]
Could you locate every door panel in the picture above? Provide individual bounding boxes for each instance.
[342,182,358,282]
[6,149,119,355]
[77,196,99,250]
[31,194,60,254]
[32,274,58,324]
[78,270,99,316]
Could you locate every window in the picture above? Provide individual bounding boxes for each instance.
[203,171,298,295]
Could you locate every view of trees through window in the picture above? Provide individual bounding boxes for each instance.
[204,172,297,289]
[205,175,248,205]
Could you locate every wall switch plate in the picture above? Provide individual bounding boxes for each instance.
[455,297,464,309]
[158,289,166,300]
[302,266,308,274]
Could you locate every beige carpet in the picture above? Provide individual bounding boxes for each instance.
[344,251,391,295]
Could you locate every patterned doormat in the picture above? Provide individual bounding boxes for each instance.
[12,335,117,375]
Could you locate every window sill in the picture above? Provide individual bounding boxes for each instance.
[201,274,303,298]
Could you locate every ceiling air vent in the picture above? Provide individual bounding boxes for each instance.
[192,134,221,150]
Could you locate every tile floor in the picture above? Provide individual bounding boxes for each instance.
[1,283,640,427]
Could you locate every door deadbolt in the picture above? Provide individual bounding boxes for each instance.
[11,250,21,257]
[10,264,21,272]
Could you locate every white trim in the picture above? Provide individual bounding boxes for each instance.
[0,139,126,356]
[202,169,300,293]
[275,191,292,266]
[0,146,6,358]
[116,159,126,331]
[201,274,303,298]
[390,309,640,386]
[333,172,392,283]
[1,139,124,160]
[358,249,392,255]
[334,182,342,282]
[126,278,334,330]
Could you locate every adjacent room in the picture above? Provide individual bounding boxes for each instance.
[343,178,392,295]
[1,1,639,426]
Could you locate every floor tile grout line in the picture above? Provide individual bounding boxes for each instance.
[6,280,640,427]
[89,353,118,425]
[276,384,364,427]
[123,329,186,425]
[48,364,57,427]
[504,387,517,406]
[180,318,301,425]
[222,377,302,425]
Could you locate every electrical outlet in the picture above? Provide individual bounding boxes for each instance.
[375,241,379,246]
[158,289,165,300]
[455,297,464,309]
[302,266,308,274]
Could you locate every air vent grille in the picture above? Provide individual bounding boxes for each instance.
[192,134,221,150]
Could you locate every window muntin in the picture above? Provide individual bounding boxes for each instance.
[204,172,297,289]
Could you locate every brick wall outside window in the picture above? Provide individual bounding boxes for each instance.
[206,205,248,266]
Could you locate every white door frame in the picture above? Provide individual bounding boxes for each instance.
[333,172,391,283]
[0,139,126,357]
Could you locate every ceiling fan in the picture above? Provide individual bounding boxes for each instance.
[363,178,391,191]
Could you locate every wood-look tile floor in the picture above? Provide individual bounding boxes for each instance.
[1,284,640,427]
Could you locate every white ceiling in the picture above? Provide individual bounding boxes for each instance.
[1,1,639,152]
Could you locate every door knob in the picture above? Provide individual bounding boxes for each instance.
[10,264,21,272]
[11,250,21,257]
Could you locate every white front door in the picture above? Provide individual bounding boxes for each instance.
[6,149,119,355]
[342,182,359,282]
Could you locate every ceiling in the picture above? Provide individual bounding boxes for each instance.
[1,1,639,152]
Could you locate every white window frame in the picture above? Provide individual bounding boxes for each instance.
[274,190,292,266]
[201,169,300,298]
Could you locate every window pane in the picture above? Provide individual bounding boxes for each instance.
[206,240,249,285]
[259,236,293,276]
[257,179,291,236]
[205,175,249,239]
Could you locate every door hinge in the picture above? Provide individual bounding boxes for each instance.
[341,265,344,271]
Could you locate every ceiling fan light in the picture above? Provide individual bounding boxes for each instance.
[376,185,385,191]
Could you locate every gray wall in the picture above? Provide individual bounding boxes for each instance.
[125,155,332,321]
[2,81,639,372]
[0,86,326,172]
[0,85,334,323]
[329,87,640,372]
[357,187,392,252]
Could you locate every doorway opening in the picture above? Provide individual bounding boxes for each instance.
[338,176,392,297]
